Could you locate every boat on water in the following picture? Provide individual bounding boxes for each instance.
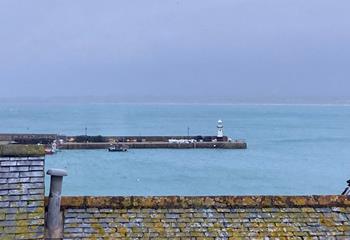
[108,144,128,152]
[44,141,58,155]
[45,148,55,155]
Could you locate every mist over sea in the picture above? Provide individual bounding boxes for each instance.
[1,103,349,196]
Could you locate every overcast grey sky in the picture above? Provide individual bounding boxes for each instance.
[0,0,349,103]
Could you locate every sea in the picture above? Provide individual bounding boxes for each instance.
[0,103,350,196]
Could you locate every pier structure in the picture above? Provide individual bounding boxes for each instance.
[0,121,247,149]
[61,120,246,149]
[0,134,247,149]
[60,140,247,150]
[0,133,61,145]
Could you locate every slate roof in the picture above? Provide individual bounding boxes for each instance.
[58,196,350,239]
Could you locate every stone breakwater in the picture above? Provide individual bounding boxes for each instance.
[0,133,248,149]
[1,145,350,239]
[60,141,247,150]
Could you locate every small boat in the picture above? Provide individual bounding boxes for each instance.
[108,145,128,152]
[45,148,55,155]
[45,142,58,155]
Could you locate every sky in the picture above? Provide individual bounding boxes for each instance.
[0,0,349,103]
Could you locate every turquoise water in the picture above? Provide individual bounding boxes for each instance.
[0,103,350,196]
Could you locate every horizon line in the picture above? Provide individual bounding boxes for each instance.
[1,95,350,106]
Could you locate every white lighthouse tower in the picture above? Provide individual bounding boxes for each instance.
[217,119,224,141]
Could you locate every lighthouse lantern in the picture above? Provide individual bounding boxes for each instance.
[217,120,224,141]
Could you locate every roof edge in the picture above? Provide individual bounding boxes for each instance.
[52,195,350,209]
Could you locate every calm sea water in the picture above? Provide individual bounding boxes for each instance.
[1,103,350,196]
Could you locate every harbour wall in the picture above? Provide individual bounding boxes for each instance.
[68,135,229,142]
[0,133,247,150]
[0,133,241,145]
[0,134,227,143]
[0,133,59,145]
[60,141,247,150]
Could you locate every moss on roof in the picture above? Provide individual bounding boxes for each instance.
[0,144,45,157]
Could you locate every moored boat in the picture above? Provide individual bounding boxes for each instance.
[44,141,58,155]
[108,145,128,152]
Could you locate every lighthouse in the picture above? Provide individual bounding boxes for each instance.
[217,119,224,141]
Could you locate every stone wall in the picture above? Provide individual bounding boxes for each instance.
[0,145,45,239]
[59,196,350,239]
[67,135,228,143]
[61,141,247,150]
[0,133,58,142]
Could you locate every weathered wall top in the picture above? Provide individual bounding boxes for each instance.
[0,145,45,157]
[56,195,350,209]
